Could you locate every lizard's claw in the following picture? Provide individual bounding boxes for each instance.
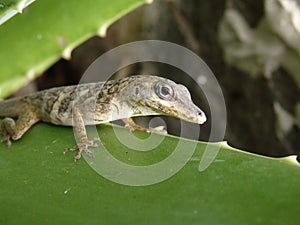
[0,119,13,147]
[63,137,103,161]
[123,118,167,134]
[147,126,168,135]
[0,134,12,147]
[64,145,95,161]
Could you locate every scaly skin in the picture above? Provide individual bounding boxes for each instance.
[0,75,206,160]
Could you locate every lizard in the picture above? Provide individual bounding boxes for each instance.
[0,75,207,160]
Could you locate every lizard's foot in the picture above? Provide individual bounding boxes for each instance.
[0,134,12,147]
[147,126,168,135]
[63,137,103,161]
[125,122,148,132]
[123,118,168,134]
[0,117,15,147]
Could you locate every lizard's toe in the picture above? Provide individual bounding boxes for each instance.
[64,140,98,160]
[148,126,168,134]
[74,152,82,161]
[89,137,103,147]
[73,147,94,161]
[0,134,12,147]
[63,145,79,154]
[125,123,136,132]
[84,149,95,158]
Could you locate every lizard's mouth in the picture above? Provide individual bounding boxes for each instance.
[175,109,207,124]
[136,99,207,125]
[158,105,207,125]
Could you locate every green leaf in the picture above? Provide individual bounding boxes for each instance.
[0,0,147,98]
[0,0,35,25]
[0,123,299,225]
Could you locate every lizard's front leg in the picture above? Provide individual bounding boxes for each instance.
[64,108,101,160]
[123,118,167,134]
[0,112,39,147]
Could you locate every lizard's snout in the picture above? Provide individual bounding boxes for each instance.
[197,109,207,124]
[179,107,207,125]
[172,102,207,125]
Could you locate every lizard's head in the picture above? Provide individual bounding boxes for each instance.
[124,76,207,125]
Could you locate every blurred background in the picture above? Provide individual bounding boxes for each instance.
[14,0,300,157]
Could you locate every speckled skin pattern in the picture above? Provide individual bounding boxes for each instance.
[0,75,206,160]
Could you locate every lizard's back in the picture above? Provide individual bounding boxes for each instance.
[0,82,109,126]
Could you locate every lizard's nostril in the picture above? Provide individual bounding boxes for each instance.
[197,110,207,124]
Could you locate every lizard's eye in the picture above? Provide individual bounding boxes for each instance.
[154,81,174,101]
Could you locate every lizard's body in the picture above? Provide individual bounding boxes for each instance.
[0,75,206,160]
